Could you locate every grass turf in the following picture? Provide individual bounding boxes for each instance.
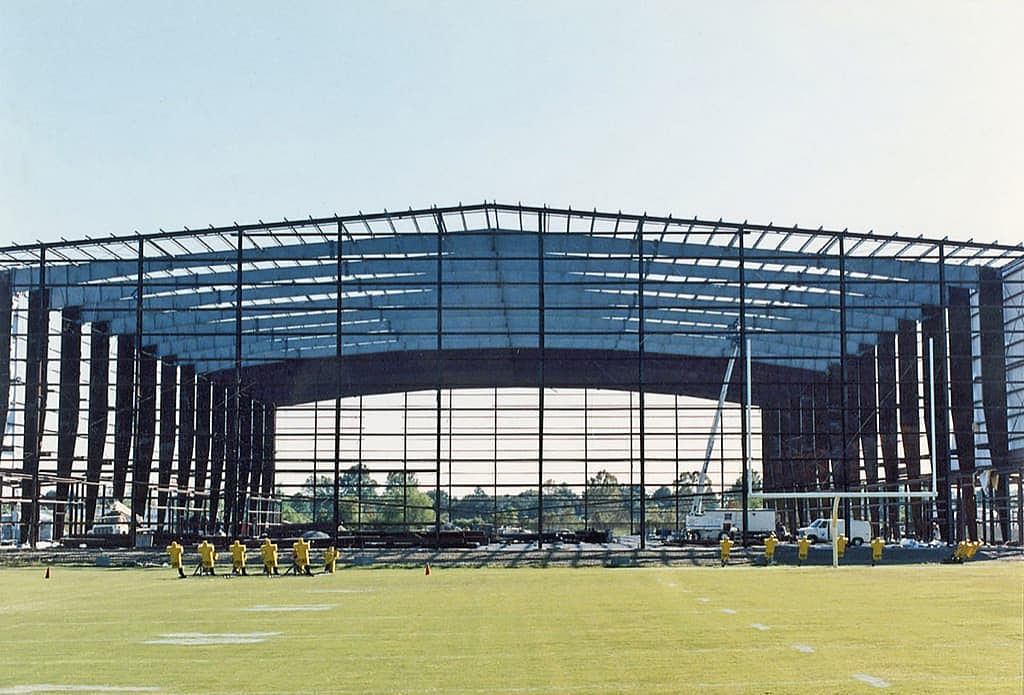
[0,562,1020,694]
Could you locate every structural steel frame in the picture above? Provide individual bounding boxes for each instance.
[0,202,1021,549]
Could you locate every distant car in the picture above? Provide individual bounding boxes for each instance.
[301,530,331,541]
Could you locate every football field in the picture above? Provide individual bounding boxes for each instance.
[0,562,1020,694]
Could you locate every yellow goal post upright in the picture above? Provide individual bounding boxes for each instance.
[753,339,941,569]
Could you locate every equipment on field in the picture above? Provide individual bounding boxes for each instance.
[198,540,217,575]
[870,537,884,566]
[230,540,247,576]
[166,541,186,578]
[260,539,279,575]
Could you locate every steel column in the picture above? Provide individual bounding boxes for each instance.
[333,222,343,542]
[21,284,49,547]
[876,331,900,537]
[978,267,1011,541]
[176,364,195,531]
[637,217,646,548]
[85,321,110,529]
[192,377,212,526]
[0,274,11,457]
[237,394,252,531]
[232,225,243,538]
[208,383,227,533]
[250,399,264,530]
[739,225,749,545]
[260,403,276,530]
[130,346,157,523]
[434,211,444,544]
[922,304,952,542]
[856,346,878,525]
[112,334,134,502]
[156,358,177,530]
[223,380,238,536]
[948,286,978,540]
[130,239,143,545]
[54,307,82,540]
[897,320,926,538]
[838,234,853,530]
[537,210,545,546]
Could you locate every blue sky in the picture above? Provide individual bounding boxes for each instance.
[2,1,1021,246]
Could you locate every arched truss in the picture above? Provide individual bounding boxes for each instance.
[0,202,1021,547]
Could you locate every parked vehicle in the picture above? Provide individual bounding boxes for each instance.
[684,509,776,542]
[797,518,871,545]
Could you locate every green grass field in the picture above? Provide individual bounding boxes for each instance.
[0,562,1020,694]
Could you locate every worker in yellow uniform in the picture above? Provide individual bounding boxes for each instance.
[166,540,186,579]
[292,538,312,576]
[966,540,982,559]
[230,539,248,576]
[719,535,734,567]
[323,545,339,574]
[260,538,279,575]
[835,534,847,562]
[797,535,810,566]
[763,533,778,566]
[870,537,884,566]
[198,540,217,576]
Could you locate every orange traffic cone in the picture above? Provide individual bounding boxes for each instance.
[44,567,50,579]
[425,563,431,576]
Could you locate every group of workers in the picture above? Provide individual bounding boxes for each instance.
[166,538,341,578]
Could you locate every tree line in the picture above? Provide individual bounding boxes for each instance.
[280,465,758,533]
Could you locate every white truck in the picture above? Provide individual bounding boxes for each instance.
[684,509,776,542]
[797,518,871,545]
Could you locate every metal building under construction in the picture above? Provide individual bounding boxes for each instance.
[0,203,1020,548]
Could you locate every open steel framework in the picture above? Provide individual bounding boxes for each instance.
[0,202,1021,548]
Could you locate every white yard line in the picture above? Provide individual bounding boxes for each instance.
[852,674,891,688]
[750,623,771,631]
[242,604,333,612]
[145,632,282,645]
[0,687,161,694]
[720,608,737,614]
[791,644,815,653]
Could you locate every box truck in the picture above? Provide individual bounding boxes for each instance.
[684,509,776,542]
[797,518,871,545]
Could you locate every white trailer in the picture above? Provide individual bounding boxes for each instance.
[684,509,776,542]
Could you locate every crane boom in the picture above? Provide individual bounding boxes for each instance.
[693,343,740,515]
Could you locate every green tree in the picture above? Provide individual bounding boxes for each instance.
[586,470,629,532]
[542,480,582,530]
[379,472,434,526]
[723,471,763,509]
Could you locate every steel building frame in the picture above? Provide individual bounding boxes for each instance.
[0,202,1020,548]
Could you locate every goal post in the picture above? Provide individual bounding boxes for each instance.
[748,337,942,567]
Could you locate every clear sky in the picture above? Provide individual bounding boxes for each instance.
[2,1,1022,247]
